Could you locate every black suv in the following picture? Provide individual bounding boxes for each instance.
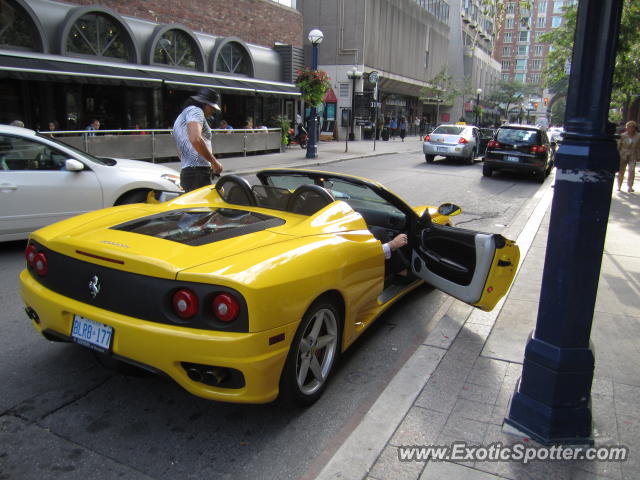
[482,125,554,182]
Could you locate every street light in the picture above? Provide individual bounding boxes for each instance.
[305,29,323,159]
[348,67,362,141]
[475,88,482,126]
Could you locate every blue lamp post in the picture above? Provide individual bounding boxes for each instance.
[306,28,323,159]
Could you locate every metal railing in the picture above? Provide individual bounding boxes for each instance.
[47,128,282,162]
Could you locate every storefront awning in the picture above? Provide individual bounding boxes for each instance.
[0,52,300,96]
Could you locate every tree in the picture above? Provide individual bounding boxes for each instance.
[541,0,640,122]
[486,79,538,121]
[420,67,460,123]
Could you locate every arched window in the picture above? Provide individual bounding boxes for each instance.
[66,12,131,61]
[215,42,251,76]
[153,29,199,70]
[0,0,38,50]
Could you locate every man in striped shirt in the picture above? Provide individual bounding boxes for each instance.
[173,88,224,192]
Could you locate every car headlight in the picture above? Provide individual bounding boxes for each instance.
[161,173,182,189]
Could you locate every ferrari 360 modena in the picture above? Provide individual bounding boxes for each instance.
[20,169,519,405]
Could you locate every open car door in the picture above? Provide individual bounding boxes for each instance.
[411,216,520,312]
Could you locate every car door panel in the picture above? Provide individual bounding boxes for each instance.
[411,221,519,311]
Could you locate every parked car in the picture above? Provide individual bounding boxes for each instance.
[548,126,564,145]
[483,124,554,182]
[478,128,496,156]
[0,124,182,241]
[21,169,520,406]
[423,124,480,164]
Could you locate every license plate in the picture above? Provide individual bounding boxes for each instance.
[437,147,448,152]
[505,155,520,162]
[71,315,113,352]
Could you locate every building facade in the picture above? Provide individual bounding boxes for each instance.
[0,0,304,131]
[298,0,451,138]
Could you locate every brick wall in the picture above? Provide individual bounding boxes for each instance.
[62,0,303,48]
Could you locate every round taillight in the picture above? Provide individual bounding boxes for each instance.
[424,135,431,142]
[459,137,468,144]
[34,252,48,276]
[25,244,37,267]
[212,293,240,322]
[172,289,199,319]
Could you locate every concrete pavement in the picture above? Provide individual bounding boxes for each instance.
[311,164,640,479]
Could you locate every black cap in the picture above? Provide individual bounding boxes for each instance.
[191,88,221,111]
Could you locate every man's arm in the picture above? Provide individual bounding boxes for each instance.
[187,121,223,174]
[382,233,408,259]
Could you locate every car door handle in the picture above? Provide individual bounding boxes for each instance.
[0,182,17,192]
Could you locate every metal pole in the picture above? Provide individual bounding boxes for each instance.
[505,0,624,445]
[349,75,356,141]
[475,93,480,126]
[306,42,319,159]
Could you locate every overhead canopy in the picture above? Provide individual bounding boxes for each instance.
[0,52,300,96]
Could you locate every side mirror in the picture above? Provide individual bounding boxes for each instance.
[65,159,84,171]
[438,203,462,217]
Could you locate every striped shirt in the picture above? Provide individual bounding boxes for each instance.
[172,105,213,168]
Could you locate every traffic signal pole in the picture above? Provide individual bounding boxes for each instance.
[504,0,624,445]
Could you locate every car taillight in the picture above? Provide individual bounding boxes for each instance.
[424,135,431,142]
[25,244,37,267]
[172,289,199,319]
[531,145,547,154]
[487,140,500,149]
[34,252,48,277]
[212,293,240,322]
[459,137,468,144]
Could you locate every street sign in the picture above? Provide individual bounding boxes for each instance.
[369,71,379,83]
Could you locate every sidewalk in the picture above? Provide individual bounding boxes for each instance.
[163,135,423,174]
[313,179,640,480]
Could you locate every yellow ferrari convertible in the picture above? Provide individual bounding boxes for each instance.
[20,169,519,405]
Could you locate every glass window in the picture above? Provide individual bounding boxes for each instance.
[537,16,546,28]
[530,73,541,83]
[532,59,542,70]
[215,42,252,75]
[553,0,564,13]
[505,17,514,29]
[534,45,544,56]
[0,0,37,50]
[517,45,529,56]
[339,83,350,97]
[538,1,548,13]
[514,73,525,82]
[552,16,562,27]
[506,2,515,14]
[497,128,540,145]
[503,32,512,43]
[518,31,530,42]
[535,31,545,40]
[66,13,131,61]
[501,60,511,70]
[515,59,527,70]
[0,135,70,171]
[502,46,512,56]
[154,30,199,69]
[502,73,510,81]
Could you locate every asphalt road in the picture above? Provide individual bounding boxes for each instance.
[0,151,546,480]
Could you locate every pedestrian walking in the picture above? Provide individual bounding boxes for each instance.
[617,120,640,193]
[85,119,100,136]
[389,117,397,140]
[173,88,223,193]
[399,117,407,142]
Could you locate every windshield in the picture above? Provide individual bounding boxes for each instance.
[35,132,114,166]
[432,126,465,135]
[496,128,540,145]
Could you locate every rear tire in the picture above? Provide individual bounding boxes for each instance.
[482,164,493,177]
[425,154,435,163]
[115,190,148,205]
[279,297,342,407]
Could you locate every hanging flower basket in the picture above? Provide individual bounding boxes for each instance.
[295,67,331,107]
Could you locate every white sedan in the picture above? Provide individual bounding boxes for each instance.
[423,124,480,164]
[0,124,182,242]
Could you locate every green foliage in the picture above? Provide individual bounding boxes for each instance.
[486,79,539,119]
[542,0,640,120]
[295,67,331,107]
[420,67,459,106]
[275,115,290,145]
[550,97,566,125]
